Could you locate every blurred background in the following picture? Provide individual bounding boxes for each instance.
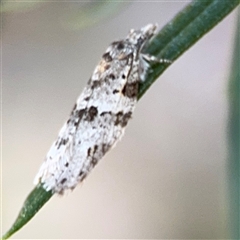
[2,1,238,239]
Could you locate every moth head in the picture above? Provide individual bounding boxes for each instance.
[127,23,158,48]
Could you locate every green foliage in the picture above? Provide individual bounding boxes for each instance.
[138,0,240,98]
[2,184,53,240]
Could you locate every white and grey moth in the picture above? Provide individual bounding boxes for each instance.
[34,24,165,194]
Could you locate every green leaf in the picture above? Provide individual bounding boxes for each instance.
[2,185,53,240]
[138,0,240,99]
[2,0,239,239]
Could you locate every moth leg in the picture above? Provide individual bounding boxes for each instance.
[139,53,172,82]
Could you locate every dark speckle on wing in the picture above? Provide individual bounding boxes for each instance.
[86,106,98,122]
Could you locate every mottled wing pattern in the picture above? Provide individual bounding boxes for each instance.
[34,24,157,194]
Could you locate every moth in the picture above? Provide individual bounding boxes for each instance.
[34,23,168,194]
